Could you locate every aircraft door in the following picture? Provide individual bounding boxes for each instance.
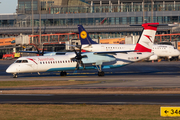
[101,45,105,51]
[16,65,20,72]
[32,64,38,70]
[168,46,171,54]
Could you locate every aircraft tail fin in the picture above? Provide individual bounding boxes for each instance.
[78,25,98,45]
[133,23,159,52]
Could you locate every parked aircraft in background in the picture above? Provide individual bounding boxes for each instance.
[78,24,180,61]
[6,23,157,78]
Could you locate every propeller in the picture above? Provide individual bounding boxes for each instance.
[34,46,45,56]
[71,45,87,70]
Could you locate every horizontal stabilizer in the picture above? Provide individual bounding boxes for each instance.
[130,23,177,27]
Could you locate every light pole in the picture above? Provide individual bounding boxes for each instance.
[151,0,153,23]
[39,0,41,45]
[32,0,34,43]
[0,2,1,27]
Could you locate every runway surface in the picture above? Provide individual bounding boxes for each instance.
[0,94,180,105]
[1,60,180,105]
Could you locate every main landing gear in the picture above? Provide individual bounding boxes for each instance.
[98,71,104,76]
[96,64,104,77]
[13,74,18,78]
[60,71,67,76]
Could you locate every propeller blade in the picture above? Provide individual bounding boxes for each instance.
[79,46,82,55]
[42,47,45,56]
[75,60,80,70]
[35,47,40,55]
[72,47,78,56]
[80,60,85,69]
[72,45,86,70]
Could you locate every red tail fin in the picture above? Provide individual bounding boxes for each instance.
[134,23,159,52]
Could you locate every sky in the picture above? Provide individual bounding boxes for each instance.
[0,0,18,14]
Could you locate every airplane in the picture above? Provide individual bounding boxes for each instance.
[6,23,156,78]
[78,24,180,61]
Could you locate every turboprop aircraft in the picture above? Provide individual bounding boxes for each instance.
[78,24,180,61]
[6,23,156,78]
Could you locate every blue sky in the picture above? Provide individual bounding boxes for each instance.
[0,0,18,14]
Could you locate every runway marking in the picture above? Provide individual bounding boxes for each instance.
[67,76,88,77]
[69,73,96,75]
[68,80,76,81]
[115,72,139,73]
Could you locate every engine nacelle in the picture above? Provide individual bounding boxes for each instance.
[149,54,158,60]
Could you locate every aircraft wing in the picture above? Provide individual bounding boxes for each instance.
[19,51,40,54]
[19,51,66,55]
[93,50,136,54]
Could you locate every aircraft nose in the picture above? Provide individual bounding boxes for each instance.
[6,67,11,73]
[6,67,12,73]
[6,65,16,73]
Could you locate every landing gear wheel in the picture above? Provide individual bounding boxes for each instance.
[13,74,18,78]
[98,71,104,76]
[60,71,67,76]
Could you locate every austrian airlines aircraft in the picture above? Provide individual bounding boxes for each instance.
[6,23,156,78]
[78,24,180,61]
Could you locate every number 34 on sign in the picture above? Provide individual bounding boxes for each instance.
[161,107,180,117]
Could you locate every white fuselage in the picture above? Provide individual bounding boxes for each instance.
[6,52,152,74]
[82,44,180,59]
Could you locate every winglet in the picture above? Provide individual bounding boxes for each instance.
[78,25,98,45]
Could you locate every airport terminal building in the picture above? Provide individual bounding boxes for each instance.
[0,0,180,38]
[0,0,180,57]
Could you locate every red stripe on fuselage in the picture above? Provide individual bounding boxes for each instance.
[134,43,151,52]
[27,58,38,64]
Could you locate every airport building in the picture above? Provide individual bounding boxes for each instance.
[0,0,180,58]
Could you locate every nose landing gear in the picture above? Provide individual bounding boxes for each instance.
[13,74,18,78]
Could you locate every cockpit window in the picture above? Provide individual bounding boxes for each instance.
[22,60,28,63]
[15,60,28,63]
[15,60,22,63]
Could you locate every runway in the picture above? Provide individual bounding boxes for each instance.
[1,60,180,105]
[0,94,180,105]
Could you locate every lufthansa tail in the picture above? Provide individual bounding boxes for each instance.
[78,25,98,45]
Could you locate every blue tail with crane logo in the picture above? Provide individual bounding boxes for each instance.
[78,25,98,45]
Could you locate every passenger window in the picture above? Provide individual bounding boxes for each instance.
[22,60,28,63]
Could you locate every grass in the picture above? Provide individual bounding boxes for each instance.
[0,104,172,120]
[0,80,178,119]
[1,87,180,95]
[0,80,99,88]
